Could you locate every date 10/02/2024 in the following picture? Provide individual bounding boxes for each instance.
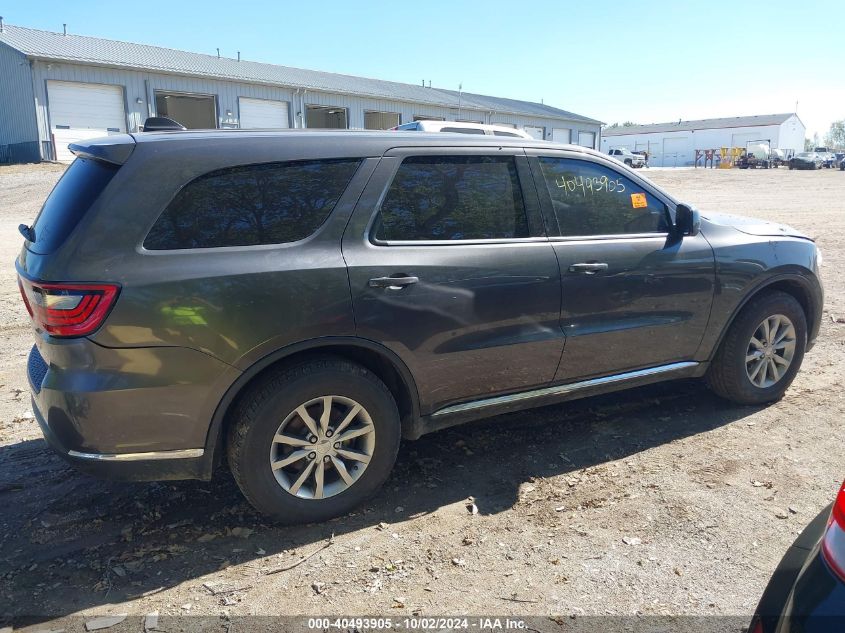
[306,617,529,630]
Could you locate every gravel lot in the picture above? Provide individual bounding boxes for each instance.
[0,163,843,629]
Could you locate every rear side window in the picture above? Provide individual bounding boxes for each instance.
[537,157,669,237]
[144,159,360,249]
[493,131,521,137]
[374,155,529,241]
[29,158,118,254]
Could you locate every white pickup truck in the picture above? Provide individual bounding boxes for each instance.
[607,148,646,168]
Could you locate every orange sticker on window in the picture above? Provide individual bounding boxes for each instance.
[631,193,648,209]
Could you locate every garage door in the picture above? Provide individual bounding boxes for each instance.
[577,131,596,148]
[239,97,290,129]
[47,81,126,162]
[661,137,687,167]
[523,126,545,140]
[552,128,571,144]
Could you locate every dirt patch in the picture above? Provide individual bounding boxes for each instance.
[0,165,843,625]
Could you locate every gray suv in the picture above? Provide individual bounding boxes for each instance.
[17,130,823,523]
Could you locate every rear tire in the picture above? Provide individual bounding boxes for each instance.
[227,357,401,524]
[706,292,807,405]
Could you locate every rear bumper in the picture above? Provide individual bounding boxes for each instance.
[28,338,240,481]
[32,397,210,480]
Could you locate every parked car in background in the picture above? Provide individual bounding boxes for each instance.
[607,147,645,168]
[750,480,845,632]
[18,128,823,524]
[391,120,532,138]
[835,152,845,170]
[819,152,837,168]
[789,152,824,170]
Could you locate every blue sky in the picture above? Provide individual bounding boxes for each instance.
[5,0,842,137]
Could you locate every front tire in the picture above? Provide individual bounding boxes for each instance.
[706,292,807,405]
[227,358,401,523]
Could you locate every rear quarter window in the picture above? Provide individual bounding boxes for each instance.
[29,158,119,254]
[144,159,361,250]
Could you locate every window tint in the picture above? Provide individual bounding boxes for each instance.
[440,127,485,134]
[29,158,119,254]
[375,156,529,241]
[493,131,521,137]
[145,159,360,249]
[538,157,669,236]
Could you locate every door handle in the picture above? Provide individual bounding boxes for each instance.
[368,275,419,289]
[568,262,608,274]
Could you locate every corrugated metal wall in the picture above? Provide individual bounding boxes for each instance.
[25,60,602,159]
[0,42,40,162]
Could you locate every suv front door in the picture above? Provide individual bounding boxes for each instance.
[527,151,715,382]
[343,148,563,414]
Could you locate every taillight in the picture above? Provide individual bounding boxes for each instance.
[17,276,119,337]
[821,480,845,582]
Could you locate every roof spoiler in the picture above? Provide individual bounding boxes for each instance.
[142,117,187,132]
[68,135,136,165]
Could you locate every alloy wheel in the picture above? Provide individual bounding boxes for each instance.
[269,395,375,499]
[745,314,796,388]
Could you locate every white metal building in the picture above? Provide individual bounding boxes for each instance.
[0,23,602,163]
[600,114,805,167]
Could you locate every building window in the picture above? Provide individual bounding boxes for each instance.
[155,92,217,129]
[306,105,348,129]
[413,115,445,121]
[364,111,401,130]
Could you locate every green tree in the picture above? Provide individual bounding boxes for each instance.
[825,120,845,149]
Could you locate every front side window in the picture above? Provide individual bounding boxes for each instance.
[538,157,669,237]
[145,159,360,249]
[374,155,529,241]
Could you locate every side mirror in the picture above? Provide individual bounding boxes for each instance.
[674,203,701,237]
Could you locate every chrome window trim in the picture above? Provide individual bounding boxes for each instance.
[67,448,204,462]
[372,236,550,247]
[548,232,669,242]
[431,362,699,417]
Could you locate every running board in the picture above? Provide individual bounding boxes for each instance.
[431,361,700,419]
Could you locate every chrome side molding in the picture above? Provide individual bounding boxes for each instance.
[431,361,699,418]
[67,448,204,462]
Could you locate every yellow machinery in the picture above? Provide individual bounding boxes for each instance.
[718,147,745,168]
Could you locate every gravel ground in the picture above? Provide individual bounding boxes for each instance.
[0,163,843,629]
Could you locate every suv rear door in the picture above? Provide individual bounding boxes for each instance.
[526,149,715,381]
[342,147,563,415]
